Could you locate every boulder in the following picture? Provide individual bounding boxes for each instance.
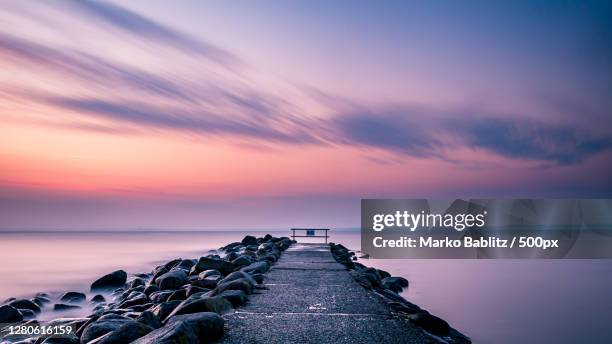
[60,292,86,303]
[177,259,196,270]
[241,235,258,246]
[91,294,106,303]
[96,320,153,344]
[0,305,23,322]
[118,293,148,308]
[41,334,80,344]
[192,275,221,289]
[377,269,391,279]
[167,289,188,302]
[130,303,153,312]
[80,314,133,343]
[382,276,409,293]
[53,304,82,311]
[131,312,224,344]
[150,291,173,304]
[231,255,252,268]
[143,285,160,297]
[198,269,221,279]
[213,278,253,295]
[150,300,182,321]
[186,285,210,298]
[18,308,37,320]
[251,273,265,284]
[128,278,146,289]
[349,270,373,289]
[219,271,257,287]
[33,295,51,306]
[190,258,235,276]
[91,270,128,291]
[136,311,162,329]
[165,296,232,321]
[217,290,247,307]
[239,261,270,274]
[156,270,189,290]
[409,312,450,336]
[8,299,41,313]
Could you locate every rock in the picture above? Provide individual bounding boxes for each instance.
[60,292,86,303]
[167,289,188,302]
[80,314,133,343]
[91,294,106,303]
[241,235,258,246]
[377,269,391,279]
[150,291,173,304]
[239,261,270,274]
[382,276,409,293]
[190,257,235,276]
[231,255,251,267]
[225,252,239,261]
[177,259,196,270]
[192,275,221,289]
[118,293,148,308]
[53,304,82,311]
[165,296,233,321]
[131,312,224,344]
[96,320,153,344]
[220,271,257,287]
[8,299,41,313]
[387,301,423,314]
[213,278,253,295]
[251,273,265,284]
[0,305,23,322]
[409,312,450,336]
[349,270,373,289]
[41,334,80,344]
[128,278,146,289]
[143,285,160,297]
[136,311,162,329]
[18,308,37,320]
[186,285,210,298]
[156,270,189,290]
[131,303,153,312]
[33,295,51,306]
[150,301,182,321]
[217,290,247,307]
[91,270,128,291]
[362,267,382,287]
[198,270,221,279]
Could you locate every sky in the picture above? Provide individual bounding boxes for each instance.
[1,0,611,229]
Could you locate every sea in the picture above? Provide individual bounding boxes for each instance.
[0,230,611,343]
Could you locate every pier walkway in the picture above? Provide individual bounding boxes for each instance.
[219,243,429,344]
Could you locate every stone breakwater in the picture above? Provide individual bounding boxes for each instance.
[0,234,293,344]
[330,243,471,344]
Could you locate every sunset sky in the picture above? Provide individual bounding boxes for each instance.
[1,0,611,229]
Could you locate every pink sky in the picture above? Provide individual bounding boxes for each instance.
[1,1,611,229]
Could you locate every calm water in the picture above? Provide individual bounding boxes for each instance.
[1,230,611,343]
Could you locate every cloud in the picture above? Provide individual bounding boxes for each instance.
[59,0,241,66]
[330,109,612,165]
[48,97,320,144]
[0,33,195,101]
[331,110,440,158]
[453,117,612,165]
[1,1,610,166]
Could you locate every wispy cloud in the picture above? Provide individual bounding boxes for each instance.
[59,0,241,66]
[1,1,610,166]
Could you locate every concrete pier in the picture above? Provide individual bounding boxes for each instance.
[219,243,430,343]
